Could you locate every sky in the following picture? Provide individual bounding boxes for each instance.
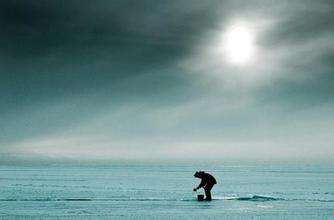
[0,0,334,164]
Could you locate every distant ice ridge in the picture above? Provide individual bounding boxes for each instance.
[215,195,279,201]
[1,195,332,202]
[212,195,334,202]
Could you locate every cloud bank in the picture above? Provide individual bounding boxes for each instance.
[1,0,334,164]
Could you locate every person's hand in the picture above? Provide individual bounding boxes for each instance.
[193,188,197,192]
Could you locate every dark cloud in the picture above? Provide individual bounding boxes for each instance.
[0,0,217,58]
[0,0,219,99]
[259,1,334,47]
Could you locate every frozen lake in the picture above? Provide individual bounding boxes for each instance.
[0,164,333,219]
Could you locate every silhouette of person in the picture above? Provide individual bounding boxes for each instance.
[193,171,217,201]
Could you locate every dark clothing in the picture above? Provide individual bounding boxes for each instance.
[195,172,217,188]
[194,171,217,201]
[204,183,214,201]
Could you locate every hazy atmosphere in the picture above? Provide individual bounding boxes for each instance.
[1,0,334,164]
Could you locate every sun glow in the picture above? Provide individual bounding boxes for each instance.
[224,25,255,65]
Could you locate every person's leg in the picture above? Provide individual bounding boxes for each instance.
[204,184,214,201]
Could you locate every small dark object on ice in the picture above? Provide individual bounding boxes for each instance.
[197,194,205,201]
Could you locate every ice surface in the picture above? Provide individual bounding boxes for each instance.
[0,164,333,219]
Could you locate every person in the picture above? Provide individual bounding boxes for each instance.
[193,171,217,201]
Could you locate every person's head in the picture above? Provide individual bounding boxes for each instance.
[194,171,205,178]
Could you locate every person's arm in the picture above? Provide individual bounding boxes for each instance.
[195,179,205,190]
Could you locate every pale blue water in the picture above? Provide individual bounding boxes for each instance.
[0,164,333,219]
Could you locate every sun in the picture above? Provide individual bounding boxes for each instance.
[224,25,255,65]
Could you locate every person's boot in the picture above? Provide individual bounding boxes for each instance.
[205,191,212,201]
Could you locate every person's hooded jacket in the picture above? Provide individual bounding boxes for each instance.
[194,171,217,188]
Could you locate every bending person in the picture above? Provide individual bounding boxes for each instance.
[193,171,217,201]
